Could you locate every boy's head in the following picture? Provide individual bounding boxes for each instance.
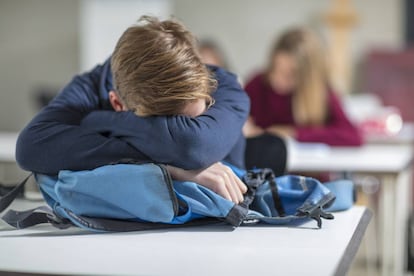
[110,16,217,117]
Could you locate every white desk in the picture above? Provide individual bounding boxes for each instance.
[287,141,413,276]
[0,200,371,276]
[0,132,18,162]
[287,143,413,173]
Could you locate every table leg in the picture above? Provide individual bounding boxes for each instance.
[363,193,379,275]
[379,174,396,276]
[380,171,411,276]
[395,169,412,275]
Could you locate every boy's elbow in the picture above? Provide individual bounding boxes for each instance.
[15,129,49,173]
[15,130,34,171]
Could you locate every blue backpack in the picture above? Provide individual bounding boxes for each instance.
[0,163,354,232]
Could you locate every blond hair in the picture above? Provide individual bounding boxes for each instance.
[268,28,328,126]
[111,16,216,116]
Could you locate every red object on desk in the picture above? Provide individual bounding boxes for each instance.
[360,107,403,137]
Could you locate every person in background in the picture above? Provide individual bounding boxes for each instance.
[198,40,229,69]
[243,27,363,173]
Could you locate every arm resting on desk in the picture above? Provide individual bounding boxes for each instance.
[16,64,149,175]
[17,64,249,174]
[80,66,250,170]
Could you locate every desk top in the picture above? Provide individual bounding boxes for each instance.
[287,141,413,173]
[0,132,17,162]
[366,122,414,144]
[0,200,371,276]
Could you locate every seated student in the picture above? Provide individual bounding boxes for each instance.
[16,16,249,204]
[243,28,363,172]
[198,40,229,69]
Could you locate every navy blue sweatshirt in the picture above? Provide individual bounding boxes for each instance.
[16,59,249,175]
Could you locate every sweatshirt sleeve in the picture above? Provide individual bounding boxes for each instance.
[295,91,363,146]
[80,66,250,170]
[244,74,262,120]
[16,61,149,174]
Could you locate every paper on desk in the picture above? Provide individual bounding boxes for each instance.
[286,138,331,158]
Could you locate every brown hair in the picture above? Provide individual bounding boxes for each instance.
[111,16,216,116]
[268,28,328,126]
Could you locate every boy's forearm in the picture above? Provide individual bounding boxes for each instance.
[16,107,149,174]
[17,63,249,173]
[80,67,250,169]
[80,110,238,170]
[15,60,150,174]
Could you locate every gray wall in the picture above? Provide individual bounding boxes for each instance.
[0,0,80,131]
[0,0,80,182]
[0,0,404,132]
[174,0,404,85]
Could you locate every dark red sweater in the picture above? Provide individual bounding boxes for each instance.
[245,73,363,146]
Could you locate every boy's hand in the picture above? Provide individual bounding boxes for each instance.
[166,162,248,204]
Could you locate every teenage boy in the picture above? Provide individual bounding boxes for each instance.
[16,16,249,203]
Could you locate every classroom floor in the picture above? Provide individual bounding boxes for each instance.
[348,242,379,276]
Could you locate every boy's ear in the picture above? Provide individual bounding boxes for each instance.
[109,91,127,112]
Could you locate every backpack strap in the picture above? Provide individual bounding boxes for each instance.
[0,174,32,213]
[242,168,286,217]
[2,206,72,229]
[268,176,286,217]
[57,207,223,232]
[241,169,335,228]
[2,200,224,232]
[0,174,71,229]
[220,169,266,227]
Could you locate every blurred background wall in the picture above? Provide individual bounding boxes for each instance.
[0,0,405,132]
[174,0,403,81]
[0,0,79,131]
[0,0,405,131]
[0,0,405,134]
[79,0,171,71]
